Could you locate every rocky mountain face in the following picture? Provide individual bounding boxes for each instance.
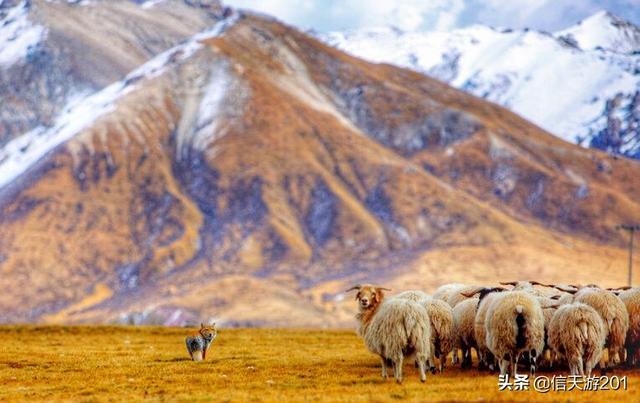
[1,1,639,327]
[324,11,640,159]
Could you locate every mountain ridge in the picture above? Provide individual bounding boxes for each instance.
[323,10,640,160]
[0,2,639,327]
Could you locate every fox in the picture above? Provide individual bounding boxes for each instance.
[185,323,217,361]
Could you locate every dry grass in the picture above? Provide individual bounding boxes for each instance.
[0,326,639,402]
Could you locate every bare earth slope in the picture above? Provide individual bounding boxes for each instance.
[0,6,639,326]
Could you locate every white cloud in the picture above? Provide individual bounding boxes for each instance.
[224,0,640,32]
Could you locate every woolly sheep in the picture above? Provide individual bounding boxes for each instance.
[452,296,479,368]
[501,280,563,298]
[614,287,640,366]
[432,283,466,301]
[537,296,561,368]
[394,291,453,373]
[469,287,507,370]
[446,285,484,308]
[347,284,432,383]
[423,298,455,373]
[393,290,431,302]
[567,286,629,368]
[547,302,606,376]
[485,291,545,376]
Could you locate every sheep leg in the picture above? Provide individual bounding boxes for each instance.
[462,347,472,368]
[393,356,404,384]
[529,349,537,376]
[599,352,608,375]
[380,356,388,380]
[499,358,509,376]
[417,356,427,383]
[452,348,459,365]
[429,355,437,374]
[486,351,496,372]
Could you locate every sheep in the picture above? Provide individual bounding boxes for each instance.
[536,296,562,368]
[547,303,606,376]
[394,291,453,373]
[485,291,545,376]
[423,298,455,373]
[611,287,640,366]
[432,283,466,301]
[347,284,432,383]
[467,287,507,371]
[433,283,473,365]
[554,285,629,369]
[501,280,564,298]
[452,296,480,368]
[446,285,484,308]
[393,290,431,302]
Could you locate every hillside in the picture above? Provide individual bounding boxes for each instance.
[0,1,639,326]
[324,11,640,159]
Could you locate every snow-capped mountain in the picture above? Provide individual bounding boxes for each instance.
[323,11,640,159]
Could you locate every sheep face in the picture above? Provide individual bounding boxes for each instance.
[355,285,385,310]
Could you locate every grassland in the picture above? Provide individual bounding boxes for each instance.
[0,326,639,402]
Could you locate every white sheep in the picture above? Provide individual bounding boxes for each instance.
[393,290,431,302]
[347,284,432,383]
[423,298,455,373]
[536,296,561,369]
[394,291,453,373]
[485,291,545,376]
[555,285,629,368]
[547,302,606,376]
[432,283,466,301]
[452,296,479,368]
[611,287,640,366]
[468,287,507,370]
[501,280,564,298]
[446,285,483,308]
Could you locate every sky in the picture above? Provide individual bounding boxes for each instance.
[224,0,640,33]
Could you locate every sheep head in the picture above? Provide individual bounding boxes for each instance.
[345,284,391,310]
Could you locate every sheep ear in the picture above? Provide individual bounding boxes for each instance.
[609,286,631,291]
[529,280,551,287]
[461,289,481,298]
[377,287,392,292]
[551,285,578,294]
[543,304,560,309]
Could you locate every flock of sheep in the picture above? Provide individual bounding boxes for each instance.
[346,281,640,384]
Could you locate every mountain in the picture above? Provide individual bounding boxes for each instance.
[323,11,640,159]
[1,1,639,327]
[0,0,228,148]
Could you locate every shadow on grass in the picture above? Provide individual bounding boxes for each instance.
[154,357,191,363]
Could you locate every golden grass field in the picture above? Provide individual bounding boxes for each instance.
[1,326,639,402]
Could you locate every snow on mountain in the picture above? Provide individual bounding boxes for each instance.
[0,11,238,190]
[558,11,640,53]
[0,1,46,68]
[323,12,640,159]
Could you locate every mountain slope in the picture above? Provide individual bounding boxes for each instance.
[324,11,640,159]
[0,5,639,326]
[0,0,229,147]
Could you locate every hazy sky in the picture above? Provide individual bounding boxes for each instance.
[225,0,640,32]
